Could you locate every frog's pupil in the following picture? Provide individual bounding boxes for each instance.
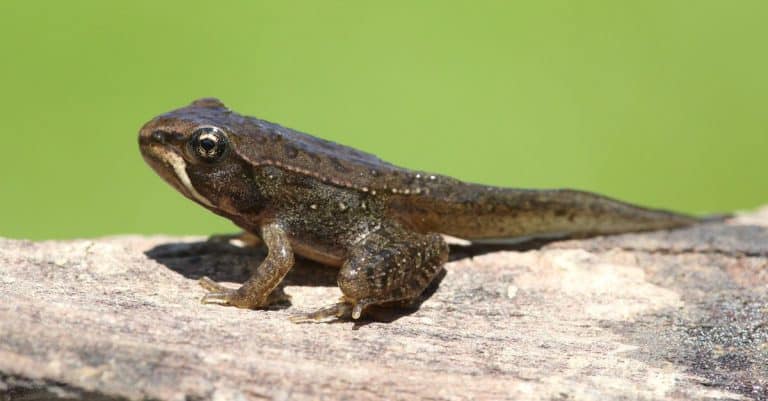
[200,138,216,151]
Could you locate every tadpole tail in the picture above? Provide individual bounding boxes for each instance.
[391,180,717,240]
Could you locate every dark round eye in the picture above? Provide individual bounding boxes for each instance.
[190,127,227,162]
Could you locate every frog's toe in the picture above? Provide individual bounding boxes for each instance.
[290,301,353,323]
[198,276,229,292]
[200,292,232,305]
[200,289,264,308]
[199,286,238,306]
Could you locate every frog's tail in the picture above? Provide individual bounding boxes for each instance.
[392,181,722,241]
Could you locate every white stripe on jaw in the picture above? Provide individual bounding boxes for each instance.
[160,150,216,208]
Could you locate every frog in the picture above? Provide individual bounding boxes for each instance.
[138,98,703,321]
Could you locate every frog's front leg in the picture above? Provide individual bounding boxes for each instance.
[293,225,449,322]
[199,222,294,309]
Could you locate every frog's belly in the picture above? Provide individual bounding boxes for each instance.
[292,241,345,267]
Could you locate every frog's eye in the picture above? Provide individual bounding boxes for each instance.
[190,127,227,162]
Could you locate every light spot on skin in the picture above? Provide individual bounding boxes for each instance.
[338,202,348,211]
[310,204,318,210]
[350,223,380,245]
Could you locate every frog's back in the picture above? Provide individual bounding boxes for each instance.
[234,116,417,191]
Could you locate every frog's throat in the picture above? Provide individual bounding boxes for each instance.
[156,149,216,208]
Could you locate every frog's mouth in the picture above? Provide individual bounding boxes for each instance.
[140,145,216,209]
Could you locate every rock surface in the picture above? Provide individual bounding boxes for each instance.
[1,207,767,401]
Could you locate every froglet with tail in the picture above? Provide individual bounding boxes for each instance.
[139,98,704,321]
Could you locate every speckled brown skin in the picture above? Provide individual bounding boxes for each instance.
[138,98,699,321]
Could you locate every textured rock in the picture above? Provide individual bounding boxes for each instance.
[1,207,767,401]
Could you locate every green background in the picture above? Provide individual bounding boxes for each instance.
[1,1,766,240]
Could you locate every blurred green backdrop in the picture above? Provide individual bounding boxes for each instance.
[1,1,766,240]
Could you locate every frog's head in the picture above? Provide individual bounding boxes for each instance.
[138,98,262,217]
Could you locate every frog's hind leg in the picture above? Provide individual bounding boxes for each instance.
[291,226,448,322]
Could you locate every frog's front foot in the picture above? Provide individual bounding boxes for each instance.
[198,276,290,309]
